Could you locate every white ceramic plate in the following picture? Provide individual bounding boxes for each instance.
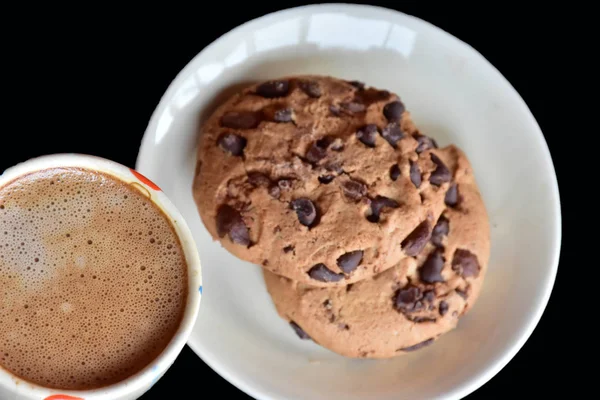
[136,4,561,399]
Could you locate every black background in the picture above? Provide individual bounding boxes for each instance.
[2,1,566,399]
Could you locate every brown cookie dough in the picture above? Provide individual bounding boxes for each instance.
[263,151,490,358]
[193,75,460,286]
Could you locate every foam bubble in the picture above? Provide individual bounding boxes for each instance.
[0,167,188,390]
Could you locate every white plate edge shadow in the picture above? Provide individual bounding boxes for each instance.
[135,3,562,400]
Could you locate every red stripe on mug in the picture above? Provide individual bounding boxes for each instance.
[130,169,161,191]
[45,395,84,400]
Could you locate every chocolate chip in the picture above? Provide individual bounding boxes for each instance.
[445,184,459,207]
[381,122,404,148]
[431,215,449,247]
[329,105,341,116]
[336,250,363,274]
[340,101,366,113]
[299,80,321,98]
[390,164,401,181]
[342,180,367,202]
[414,133,438,153]
[408,316,437,323]
[306,144,327,164]
[456,287,470,300]
[420,248,445,283]
[409,160,421,188]
[247,172,270,187]
[452,249,480,278]
[346,284,354,292]
[319,137,335,147]
[383,100,405,121]
[217,133,246,156]
[356,88,391,105]
[347,80,365,90]
[289,321,311,339]
[393,285,423,313]
[356,124,378,147]
[324,162,343,173]
[308,263,344,282]
[283,245,295,253]
[216,204,250,246]
[429,154,451,186]
[423,290,435,303]
[378,90,391,99]
[306,138,331,164]
[274,108,293,123]
[318,175,335,184]
[400,338,434,352]
[374,196,400,209]
[291,198,317,227]
[367,195,399,223]
[401,220,431,257]
[220,111,262,129]
[439,301,449,316]
[277,179,292,191]
[268,185,281,199]
[256,80,289,98]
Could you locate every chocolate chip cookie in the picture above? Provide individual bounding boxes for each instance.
[193,75,458,286]
[263,148,490,358]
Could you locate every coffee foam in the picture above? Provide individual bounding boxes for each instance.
[0,167,188,390]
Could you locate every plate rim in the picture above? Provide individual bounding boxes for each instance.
[136,3,562,400]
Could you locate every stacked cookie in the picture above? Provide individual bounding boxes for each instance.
[193,75,490,358]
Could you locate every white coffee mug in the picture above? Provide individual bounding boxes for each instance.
[0,154,203,400]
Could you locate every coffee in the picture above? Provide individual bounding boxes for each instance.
[0,167,188,390]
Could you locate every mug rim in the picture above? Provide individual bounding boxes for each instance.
[0,153,202,400]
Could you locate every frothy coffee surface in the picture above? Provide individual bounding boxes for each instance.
[0,167,188,390]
